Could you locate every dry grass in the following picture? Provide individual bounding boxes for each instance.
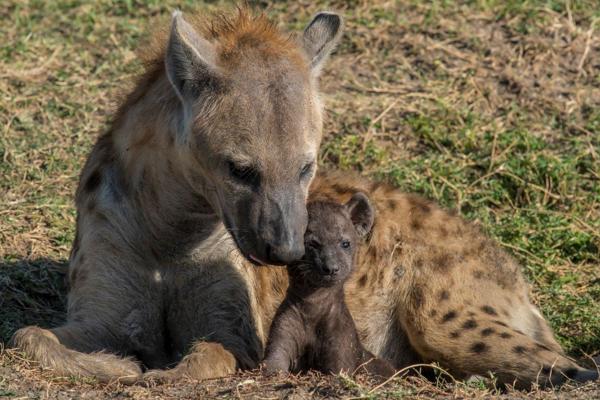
[0,0,598,398]
[1,348,599,399]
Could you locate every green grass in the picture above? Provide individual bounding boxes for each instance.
[0,0,599,397]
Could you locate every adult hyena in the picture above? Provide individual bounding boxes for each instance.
[11,8,598,389]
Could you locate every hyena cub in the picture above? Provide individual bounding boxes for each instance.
[263,193,395,378]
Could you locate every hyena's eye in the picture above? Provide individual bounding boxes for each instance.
[341,240,351,249]
[228,160,260,187]
[299,161,314,180]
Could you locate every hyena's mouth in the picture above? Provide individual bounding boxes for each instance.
[222,215,266,266]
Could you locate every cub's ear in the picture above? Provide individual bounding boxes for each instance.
[302,12,343,75]
[165,11,220,107]
[345,192,375,238]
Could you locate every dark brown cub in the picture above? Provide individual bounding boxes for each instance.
[262,192,395,378]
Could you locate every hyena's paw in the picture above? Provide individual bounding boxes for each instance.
[141,368,182,385]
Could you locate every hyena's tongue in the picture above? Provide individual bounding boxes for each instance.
[249,254,266,266]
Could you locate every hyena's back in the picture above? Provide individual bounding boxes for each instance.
[310,171,598,388]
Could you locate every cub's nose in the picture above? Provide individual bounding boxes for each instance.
[320,264,340,275]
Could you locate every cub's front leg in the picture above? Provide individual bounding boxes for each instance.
[262,303,306,374]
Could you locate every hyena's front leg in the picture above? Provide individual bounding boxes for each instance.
[11,325,142,383]
[147,260,265,382]
[143,341,237,382]
[10,249,166,383]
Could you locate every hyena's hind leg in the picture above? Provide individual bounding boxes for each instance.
[412,314,598,390]
[10,325,142,383]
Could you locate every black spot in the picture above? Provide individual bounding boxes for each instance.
[513,346,526,354]
[450,330,461,339]
[481,328,495,337]
[411,219,422,230]
[481,305,498,316]
[473,270,484,279]
[412,286,425,309]
[439,290,450,301]
[564,368,578,379]
[413,257,424,269]
[462,319,478,330]
[394,265,405,278]
[368,246,378,257]
[441,311,458,323]
[433,255,452,271]
[387,200,397,210]
[493,320,508,328]
[541,366,552,374]
[429,310,437,317]
[471,342,488,354]
[500,332,512,339]
[411,198,431,214]
[84,170,102,192]
[358,274,368,288]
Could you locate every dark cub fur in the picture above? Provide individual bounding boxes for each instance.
[262,192,395,378]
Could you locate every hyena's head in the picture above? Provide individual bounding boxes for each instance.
[164,9,342,265]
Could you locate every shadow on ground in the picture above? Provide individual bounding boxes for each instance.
[0,259,68,345]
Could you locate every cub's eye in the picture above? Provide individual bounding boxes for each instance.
[341,240,351,249]
[299,162,314,180]
[306,239,321,250]
[228,160,260,187]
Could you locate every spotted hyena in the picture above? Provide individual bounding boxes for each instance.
[11,8,598,389]
[263,194,395,378]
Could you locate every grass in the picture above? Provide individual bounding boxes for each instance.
[0,0,599,398]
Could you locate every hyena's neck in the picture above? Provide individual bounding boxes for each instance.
[77,70,223,259]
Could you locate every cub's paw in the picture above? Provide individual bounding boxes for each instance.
[260,361,289,377]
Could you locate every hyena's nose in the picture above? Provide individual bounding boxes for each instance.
[321,263,339,275]
[265,241,304,265]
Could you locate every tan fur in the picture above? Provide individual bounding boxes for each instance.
[308,172,585,388]
[11,8,595,390]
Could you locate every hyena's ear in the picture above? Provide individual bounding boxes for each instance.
[165,11,219,108]
[302,12,343,75]
[345,192,375,238]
